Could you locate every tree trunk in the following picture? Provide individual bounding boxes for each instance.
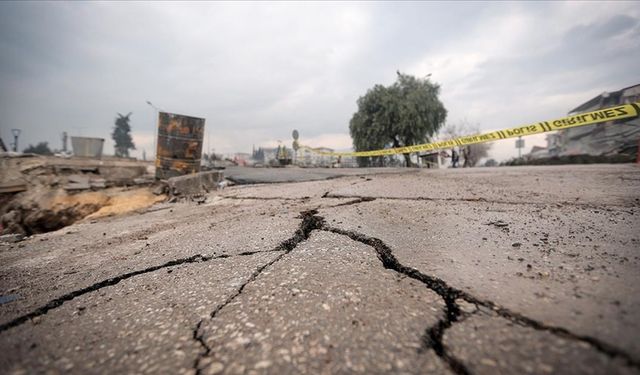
[403,153,413,167]
[393,138,413,167]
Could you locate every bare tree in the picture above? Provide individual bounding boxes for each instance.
[439,120,492,167]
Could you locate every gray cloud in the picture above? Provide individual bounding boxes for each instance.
[0,2,638,159]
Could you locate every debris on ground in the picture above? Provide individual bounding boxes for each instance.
[0,154,166,235]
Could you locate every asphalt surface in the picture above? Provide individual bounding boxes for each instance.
[223,166,413,184]
[1,164,639,374]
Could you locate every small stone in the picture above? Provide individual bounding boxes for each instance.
[322,303,330,311]
[254,360,272,369]
[540,363,554,373]
[456,299,478,314]
[480,358,497,366]
[201,360,224,375]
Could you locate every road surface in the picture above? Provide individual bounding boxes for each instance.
[1,165,639,374]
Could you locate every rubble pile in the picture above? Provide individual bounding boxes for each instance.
[0,154,164,236]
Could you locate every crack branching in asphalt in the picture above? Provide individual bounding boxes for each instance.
[3,205,638,374]
[0,249,281,334]
[192,210,325,374]
[320,220,640,372]
[322,225,470,375]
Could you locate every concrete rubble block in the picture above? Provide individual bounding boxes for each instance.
[0,233,25,243]
[89,178,106,189]
[166,171,224,196]
[64,174,91,190]
[97,166,148,183]
[0,180,27,193]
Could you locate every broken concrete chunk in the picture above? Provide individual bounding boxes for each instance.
[89,178,106,189]
[0,233,25,243]
[64,175,91,190]
[167,171,224,197]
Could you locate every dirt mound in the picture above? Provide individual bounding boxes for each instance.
[1,187,165,236]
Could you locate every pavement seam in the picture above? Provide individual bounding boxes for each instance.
[221,195,310,201]
[321,223,640,372]
[327,196,377,208]
[324,193,639,211]
[192,210,325,374]
[0,250,280,334]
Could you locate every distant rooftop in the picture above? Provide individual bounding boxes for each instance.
[569,83,640,114]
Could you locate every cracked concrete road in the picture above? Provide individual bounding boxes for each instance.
[1,165,639,374]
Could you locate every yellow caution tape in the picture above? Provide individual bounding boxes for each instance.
[301,102,640,157]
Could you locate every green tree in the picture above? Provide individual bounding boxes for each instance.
[112,112,135,158]
[349,72,447,167]
[23,142,53,155]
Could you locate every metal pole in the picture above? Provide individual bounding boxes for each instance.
[146,101,161,160]
[11,129,21,152]
[518,136,522,158]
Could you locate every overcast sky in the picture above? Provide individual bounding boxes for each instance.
[1,1,638,161]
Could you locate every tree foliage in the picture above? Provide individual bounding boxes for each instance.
[112,112,135,158]
[349,72,447,167]
[439,120,492,167]
[23,142,53,155]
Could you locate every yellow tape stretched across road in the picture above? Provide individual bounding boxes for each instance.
[301,102,640,157]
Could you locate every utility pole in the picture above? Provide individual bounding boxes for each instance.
[516,136,524,159]
[62,132,68,152]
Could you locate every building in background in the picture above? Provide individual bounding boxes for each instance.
[298,147,334,167]
[550,84,640,157]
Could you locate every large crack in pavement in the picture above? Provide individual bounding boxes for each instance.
[192,207,639,374]
[192,209,325,374]
[0,249,282,334]
[4,202,638,373]
[323,225,470,375]
[320,221,640,372]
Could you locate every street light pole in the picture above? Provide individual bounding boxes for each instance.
[11,129,21,152]
[146,101,161,160]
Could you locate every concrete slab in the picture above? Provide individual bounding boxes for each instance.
[445,312,635,374]
[319,197,640,359]
[0,252,280,374]
[0,198,301,326]
[196,231,449,374]
[328,165,640,207]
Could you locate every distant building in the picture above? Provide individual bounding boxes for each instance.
[527,145,548,160]
[233,152,253,166]
[252,147,278,165]
[298,147,335,167]
[550,84,640,157]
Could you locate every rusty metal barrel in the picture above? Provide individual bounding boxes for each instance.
[155,112,205,179]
